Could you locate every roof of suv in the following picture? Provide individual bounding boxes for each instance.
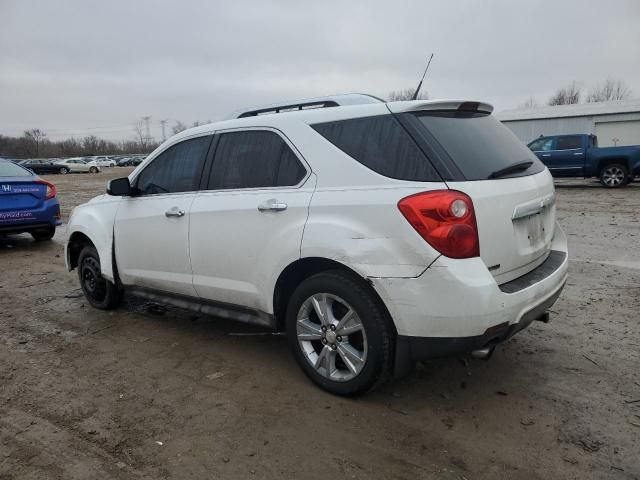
[170,98,493,141]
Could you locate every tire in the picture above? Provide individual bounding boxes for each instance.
[31,227,55,241]
[286,270,394,396]
[599,163,629,188]
[89,166,98,173]
[59,167,69,175]
[77,245,123,309]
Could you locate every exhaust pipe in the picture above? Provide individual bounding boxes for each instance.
[471,346,495,360]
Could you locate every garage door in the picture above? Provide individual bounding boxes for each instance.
[595,120,640,147]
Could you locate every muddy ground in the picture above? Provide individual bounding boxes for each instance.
[1,169,639,480]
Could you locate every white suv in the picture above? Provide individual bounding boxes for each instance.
[65,95,568,395]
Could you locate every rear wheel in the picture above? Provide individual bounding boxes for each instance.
[59,167,69,175]
[599,163,629,188]
[78,245,123,309]
[286,270,393,396]
[31,227,55,241]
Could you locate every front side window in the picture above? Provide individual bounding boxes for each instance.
[555,135,582,150]
[208,130,306,190]
[136,135,210,195]
[528,137,553,152]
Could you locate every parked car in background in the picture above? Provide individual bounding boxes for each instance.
[0,159,61,240]
[87,156,116,167]
[117,156,144,167]
[65,95,568,395]
[20,159,67,175]
[55,158,100,174]
[528,134,640,187]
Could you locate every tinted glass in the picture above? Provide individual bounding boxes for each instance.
[0,161,32,177]
[209,130,306,189]
[528,138,553,152]
[137,136,210,195]
[555,135,582,150]
[312,115,439,181]
[414,112,545,180]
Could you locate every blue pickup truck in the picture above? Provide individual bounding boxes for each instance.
[527,134,640,187]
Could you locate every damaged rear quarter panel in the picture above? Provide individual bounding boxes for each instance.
[301,186,444,278]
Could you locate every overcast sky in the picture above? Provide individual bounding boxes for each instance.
[1,0,639,141]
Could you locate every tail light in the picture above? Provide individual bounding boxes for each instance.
[36,179,57,200]
[398,190,479,259]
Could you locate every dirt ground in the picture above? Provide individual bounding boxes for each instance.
[1,169,639,480]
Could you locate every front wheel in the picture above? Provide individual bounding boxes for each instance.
[78,245,123,309]
[599,163,629,188]
[89,166,98,173]
[59,167,69,175]
[286,270,394,396]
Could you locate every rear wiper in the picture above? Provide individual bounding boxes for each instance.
[488,161,533,179]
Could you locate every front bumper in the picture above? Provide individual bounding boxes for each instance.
[371,222,568,368]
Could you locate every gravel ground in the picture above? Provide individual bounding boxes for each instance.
[1,170,639,480]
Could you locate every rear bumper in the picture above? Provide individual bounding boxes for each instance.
[371,222,568,364]
[0,199,61,235]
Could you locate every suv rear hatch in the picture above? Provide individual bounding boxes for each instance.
[390,101,555,284]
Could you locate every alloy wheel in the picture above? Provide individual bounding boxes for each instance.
[296,293,368,382]
[602,166,625,186]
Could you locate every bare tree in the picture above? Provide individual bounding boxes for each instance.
[520,97,538,109]
[22,129,46,157]
[586,78,632,102]
[388,88,429,102]
[172,120,187,135]
[133,118,148,150]
[548,82,581,106]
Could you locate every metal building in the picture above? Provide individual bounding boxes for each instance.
[496,99,640,147]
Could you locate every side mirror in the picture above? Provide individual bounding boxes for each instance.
[106,177,132,196]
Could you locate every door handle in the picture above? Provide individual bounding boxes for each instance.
[165,207,185,218]
[258,199,288,212]
[541,154,551,157]
[573,152,584,156]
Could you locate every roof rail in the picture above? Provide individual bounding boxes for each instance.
[227,93,384,120]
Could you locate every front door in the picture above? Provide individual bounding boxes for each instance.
[189,129,314,313]
[114,134,212,296]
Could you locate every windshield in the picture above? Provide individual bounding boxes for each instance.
[0,161,33,177]
[412,112,545,180]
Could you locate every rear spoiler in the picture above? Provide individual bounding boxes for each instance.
[386,99,494,115]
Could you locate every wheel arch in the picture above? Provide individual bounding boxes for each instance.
[597,157,631,174]
[272,257,395,334]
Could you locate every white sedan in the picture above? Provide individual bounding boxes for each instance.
[55,158,101,174]
[87,157,116,167]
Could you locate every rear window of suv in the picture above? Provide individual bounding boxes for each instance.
[312,115,441,181]
[408,111,545,180]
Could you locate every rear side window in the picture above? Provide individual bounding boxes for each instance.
[312,115,440,181]
[411,112,545,180]
[208,130,306,190]
[137,136,210,195]
[556,135,582,150]
[0,161,31,177]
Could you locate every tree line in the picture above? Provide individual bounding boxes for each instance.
[521,77,632,108]
[0,129,161,160]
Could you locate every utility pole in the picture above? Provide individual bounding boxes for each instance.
[142,116,151,144]
[159,119,167,141]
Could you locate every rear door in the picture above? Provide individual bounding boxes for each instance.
[399,109,555,284]
[549,135,585,175]
[114,134,212,296]
[189,128,314,313]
